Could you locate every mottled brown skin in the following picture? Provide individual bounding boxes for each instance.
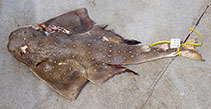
[7,8,202,99]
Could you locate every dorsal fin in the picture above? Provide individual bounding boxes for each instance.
[92,25,141,45]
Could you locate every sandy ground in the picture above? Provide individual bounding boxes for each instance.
[0,0,211,109]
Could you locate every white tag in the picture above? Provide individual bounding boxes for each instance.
[170,39,181,48]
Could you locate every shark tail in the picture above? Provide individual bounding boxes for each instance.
[179,38,203,61]
[157,38,203,61]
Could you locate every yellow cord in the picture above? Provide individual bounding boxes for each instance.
[150,27,203,56]
[150,40,171,46]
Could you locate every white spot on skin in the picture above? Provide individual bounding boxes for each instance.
[129,51,132,53]
[99,48,102,51]
[102,37,109,41]
[109,44,113,47]
[72,45,76,48]
[118,51,121,53]
[58,62,67,65]
[88,43,91,46]
[109,50,112,52]
[88,51,91,54]
[130,47,133,49]
[20,45,28,53]
[108,55,112,57]
[131,55,134,58]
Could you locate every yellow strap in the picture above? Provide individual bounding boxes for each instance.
[150,27,203,56]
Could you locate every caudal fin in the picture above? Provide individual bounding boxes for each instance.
[179,38,203,61]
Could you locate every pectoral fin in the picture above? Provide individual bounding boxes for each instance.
[87,63,138,84]
[31,59,88,99]
[40,8,94,34]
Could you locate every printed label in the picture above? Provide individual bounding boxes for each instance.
[170,39,181,48]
